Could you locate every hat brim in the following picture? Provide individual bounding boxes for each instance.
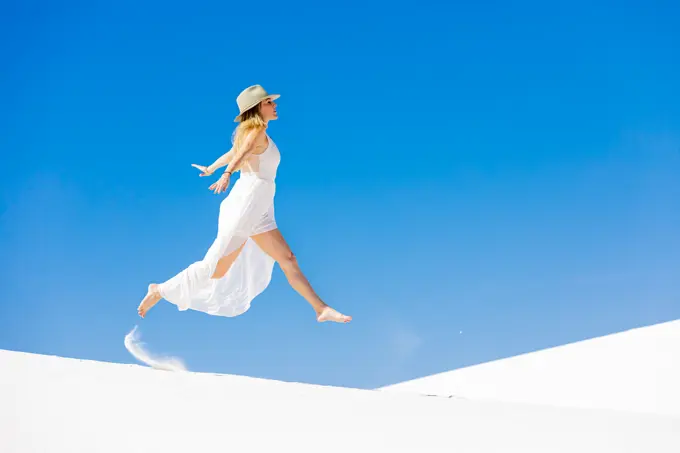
[234,94,280,122]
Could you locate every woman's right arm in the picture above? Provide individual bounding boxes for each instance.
[192,148,234,176]
[206,148,234,173]
[196,127,262,176]
[206,128,264,194]
[222,128,263,175]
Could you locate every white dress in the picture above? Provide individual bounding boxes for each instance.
[158,133,281,317]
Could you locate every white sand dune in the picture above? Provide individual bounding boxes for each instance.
[380,319,680,416]
[2,340,680,452]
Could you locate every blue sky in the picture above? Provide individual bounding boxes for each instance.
[1,0,679,389]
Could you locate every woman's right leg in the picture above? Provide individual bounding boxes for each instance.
[251,228,351,323]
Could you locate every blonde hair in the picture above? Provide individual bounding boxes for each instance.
[230,104,266,172]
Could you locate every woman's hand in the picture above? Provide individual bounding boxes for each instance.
[191,164,213,177]
[209,172,231,194]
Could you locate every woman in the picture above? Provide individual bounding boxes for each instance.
[137,85,352,324]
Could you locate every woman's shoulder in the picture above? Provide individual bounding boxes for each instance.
[231,124,266,143]
[252,130,271,155]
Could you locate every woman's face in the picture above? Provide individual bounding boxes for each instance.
[260,98,278,121]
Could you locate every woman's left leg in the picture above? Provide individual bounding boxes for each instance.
[251,228,351,323]
[137,235,246,318]
[137,283,161,318]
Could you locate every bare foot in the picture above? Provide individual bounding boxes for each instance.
[316,306,352,324]
[137,284,161,318]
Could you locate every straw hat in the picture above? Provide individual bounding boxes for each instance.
[234,84,280,122]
